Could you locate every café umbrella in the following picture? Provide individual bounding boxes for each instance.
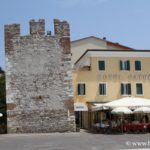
[133,107,150,113]
[111,107,133,133]
[103,97,150,108]
[92,103,108,111]
[111,107,133,114]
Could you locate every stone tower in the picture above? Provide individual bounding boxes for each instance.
[5,19,75,133]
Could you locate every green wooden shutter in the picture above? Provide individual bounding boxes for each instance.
[120,61,123,70]
[127,61,130,70]
[99,61,105,70]
[78,84,80,95]
[135,61,141,71]
[136,83,143,95]
[121,84,124,95]
[128,83,131,95]
[83,84,85,95]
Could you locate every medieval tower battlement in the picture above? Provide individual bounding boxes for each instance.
[5,19,75,133]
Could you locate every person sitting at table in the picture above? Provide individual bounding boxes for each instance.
[123,119,128,125]
[145,115,149,123]
[112,120,117,128]
[95,122,100,128]
[117,119,121,127]
[108,120,112,129]
[99,122,105,128]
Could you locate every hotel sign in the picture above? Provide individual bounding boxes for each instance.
[98,74,121,80]
[98,74,150,81]
[74,103,88,111]
[128,74,150,80]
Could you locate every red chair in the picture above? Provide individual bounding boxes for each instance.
[136,123,147,133]
[123,124,132,133]
[147,123,150,132]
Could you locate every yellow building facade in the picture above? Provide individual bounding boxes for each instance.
[73,48,150,129]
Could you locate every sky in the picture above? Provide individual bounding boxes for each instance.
[1,0,150,69]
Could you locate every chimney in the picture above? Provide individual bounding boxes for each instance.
[103,37,106,40]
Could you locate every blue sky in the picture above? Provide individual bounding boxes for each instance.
[1,0,150,69]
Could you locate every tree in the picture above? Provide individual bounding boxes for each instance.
[0,67,5,74]
[0,69,7,133]
[0,67,6,112]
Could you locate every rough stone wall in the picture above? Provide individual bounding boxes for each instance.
[5,19,75,133]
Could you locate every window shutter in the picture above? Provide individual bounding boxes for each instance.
[120,61,123,70]
[99,61,105,70]
[83,84,85,95]
[78,84,80,95]
[140,84,143,94]
[99,84,102,95]
[136,83,143,95]
[138,61,141,70]
[121,84,124,95]
[78,84,85,95]
[99,84,101,95]
[128,84,131,95]
[135,61,141,71]
[99,84,106,95]
[127,61,130,70]
[103,62,105,70]
[104,84,106,95]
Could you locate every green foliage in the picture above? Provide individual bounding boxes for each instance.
[0,70,6,112]
[0,67,5,74]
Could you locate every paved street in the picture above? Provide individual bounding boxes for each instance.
[0,131,150,150]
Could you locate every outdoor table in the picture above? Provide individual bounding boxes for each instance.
[123,123,148,133]
[146,123,150,132]
[123,123,132,132]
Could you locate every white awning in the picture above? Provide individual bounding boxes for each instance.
[74,103,88,111]
[91,103,108,111]
[133,107,150,113]
[111,107,133,114]
[103,97,150,108]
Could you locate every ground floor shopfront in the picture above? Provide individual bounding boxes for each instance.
[76,110,110,129]
[75,102,114,129]
[75,102,150,133]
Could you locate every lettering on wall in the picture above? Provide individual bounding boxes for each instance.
[98,74,150,81]
[128,74,150,81]
[98,74,121,80]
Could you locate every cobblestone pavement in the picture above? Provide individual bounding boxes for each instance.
[0,131,150,150]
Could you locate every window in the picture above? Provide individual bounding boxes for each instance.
[121,83,131,95]
[120,60,130,71]
[98,61,105,71]
[78,83,85,95]
[99,83,106,95]
[136,83,143,95]
[135,61,141,71]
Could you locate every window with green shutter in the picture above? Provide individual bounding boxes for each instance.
[120,60,130,71]
[136,83,143,95]
[121,83,131,95]
[78,83,86,95]
[98,61,105,71]
[99,83,106,95]
[126,61,130,70]
[135,61,141,71]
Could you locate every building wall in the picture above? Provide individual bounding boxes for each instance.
[5,19,75,133]
[71,37,131,64]
[107,44,127,50]
[71,37,107,64]
[73,57,150,104]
